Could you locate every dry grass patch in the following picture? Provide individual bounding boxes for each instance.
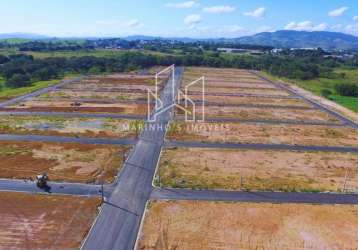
[0,192,100,249]
[0,116,143,138]
[168,122,358,147]
[7,100,149,115]
[138,201,358,249]
[186,94,311,107]
[187,87,290,96]
[0,141,128,184]
[177,106,340,123]
[158,147,358,192]
[39,89,147,101]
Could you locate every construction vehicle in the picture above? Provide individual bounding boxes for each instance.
[36,173,49,189]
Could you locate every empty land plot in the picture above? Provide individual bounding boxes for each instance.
[183,75,269,85]
[186,94,311,107]
[187,87,291,96]
[158,147,358,192]
[168,122,358,147]
[193,81,277,89]
[0,141,128,184]
[138,201,358,249]
[38,89,147,102]
[5,100,149,114]
[184,67,258,77]
[0,192,100,249]
[176,106,340,123]
[0,116,143,138]
[62,83,157,92]
[82,73,168,86]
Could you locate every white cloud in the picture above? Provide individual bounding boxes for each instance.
[284,21,328,31]
[244,7,266,18]
[224,25,245,33]
[95,19,142,28]
[345,24,358,35]
[328,7,348,17]
[125,19,142,28]
[203,6,235,14]
[257,25,275,33]
[184,14,202,26]
[166,1,198,9]
[353,16,358,21]
[312,23,328,31]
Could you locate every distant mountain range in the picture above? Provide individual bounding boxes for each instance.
[0,33,50,40]
[1,30,358,50]
[121,31,358,50]
[232,30,358,50]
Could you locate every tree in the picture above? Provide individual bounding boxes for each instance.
[0,55,9,64]
[335,83,358,97]
[321,89,332,98]
[6,74,31,88]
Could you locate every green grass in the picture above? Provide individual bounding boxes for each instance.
[263,68,358,112]
[0,79,58,99]
[0,75,78,100]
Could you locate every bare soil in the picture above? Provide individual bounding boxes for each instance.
[0,192,100,249]
[186,94,311,107]
[186,87,291,96]
[168,122,358,147]
[138,201,358,250]
[0,116,142,139]
[39,90,147,101]
[176,106,340,123]
[7,100,149,115]
[158,147,358,192]
[0,141,128,184]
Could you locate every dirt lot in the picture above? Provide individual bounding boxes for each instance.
[6,100,149,115]
[38,90,148,101]
[186,94,312,107]
[0,141,128,184]
[176,106,340,123]
[0,192,100,249]
[81,73,168,86]
[191,81,277,89]
[64,83,158,92]
[186,87,290,96]
[0,116,143,138]
[168,122,358,147]
[138,201,358,249]
[158,147,358,192]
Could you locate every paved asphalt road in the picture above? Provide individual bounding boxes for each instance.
[0,77,82,108]
[251,71,358,129]
[82,67,183,250]
[150,188,358,205]
[0,111,145,120]
[0,179,107,197]
[165,140,358,153]
[0,134,137,146]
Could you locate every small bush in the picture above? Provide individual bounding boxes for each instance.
[335,83,358,97]
[321,89,332,98]
[5,74,31,88]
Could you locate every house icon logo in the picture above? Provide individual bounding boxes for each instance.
[147,65,205,122]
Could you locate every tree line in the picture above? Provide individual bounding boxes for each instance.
[0,51,356,91]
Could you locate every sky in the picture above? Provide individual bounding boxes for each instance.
[0,0,358,38]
